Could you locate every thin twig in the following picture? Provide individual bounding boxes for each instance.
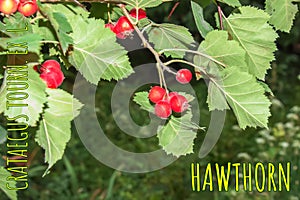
[119,4,176,89]
[217,3,224,30]
[159,48,226,68]
[167,2,180,20]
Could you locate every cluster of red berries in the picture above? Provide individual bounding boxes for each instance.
[105,8,146,39]
[0,0,38,16]
[149,86,189,119]
[148,69,193,119]
[34,60,65,89]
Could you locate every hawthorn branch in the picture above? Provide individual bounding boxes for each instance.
[118,4,176,89]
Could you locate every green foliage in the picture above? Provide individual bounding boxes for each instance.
[210,66,271,129]
[133,92,154,113]
[146,23,195,58]
[35,89,83,176]
[157,111,199,157]
[191,1,213,39]
[0,167,17,200]
[0,13,32,37]
[0,125,6,144]
[0,67,47,126]
[224,6,278,80]
[266,0,299,33]
[218,0,241,7]
[121,0,164,8]
[40,4,73,54]
[0,0,299,199]
[198,30,246,69]
[69,15,133,84]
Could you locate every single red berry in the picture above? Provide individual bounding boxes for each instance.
[148,86,166,103]
[176,69,192,84]
[18,0,38,17]
[0,0,19,15]
[40,70,64,89]
[129,8,147,20]
[113,16,134,39]
[40,60,61,73]
[155,100,172,119]
[170,94,189,113]
[105,23,115,32]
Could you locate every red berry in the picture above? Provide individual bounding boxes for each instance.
[18,0,38,17]
[0,0,19,15]
[40,60,61,73]
[170,94,189,113]
[113,16,134,39]
[155,100,172,119]
[129,8,147,20]
[40,70,64,89]
[105,23,115,32]
[165,91,178,101]
[176,69,192,84]
[148,86,166,103]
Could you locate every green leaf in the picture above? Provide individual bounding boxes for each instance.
[191,1,214,39]
[35,89,83,176]
[121,0,163,8]
[69,16,133,84]
[157,111,199,157]
[0,167,17,200]
[133,92,154,113]
[0,125,7,144]
[0,66,47,126]
[31,25,56,41]
[224,6,278,80]
[0,12,32,38]
[198,30,246,70]
[207,66,271,129]
[146,23,195,58]
[218,0,241,7]
[39,4,74,54]
[266,0,299,33]
[0,34,42,55]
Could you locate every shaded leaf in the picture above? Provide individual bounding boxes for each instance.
[191,1,213,38]
[146,23,195,58]
[0,66,47,126]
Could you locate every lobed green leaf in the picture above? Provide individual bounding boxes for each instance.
[224,6,278,80]
[69,16,133,84]
[35,89,83,176]
[146,23,195,58]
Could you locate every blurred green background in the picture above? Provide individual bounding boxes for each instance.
[1,0,300,199]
